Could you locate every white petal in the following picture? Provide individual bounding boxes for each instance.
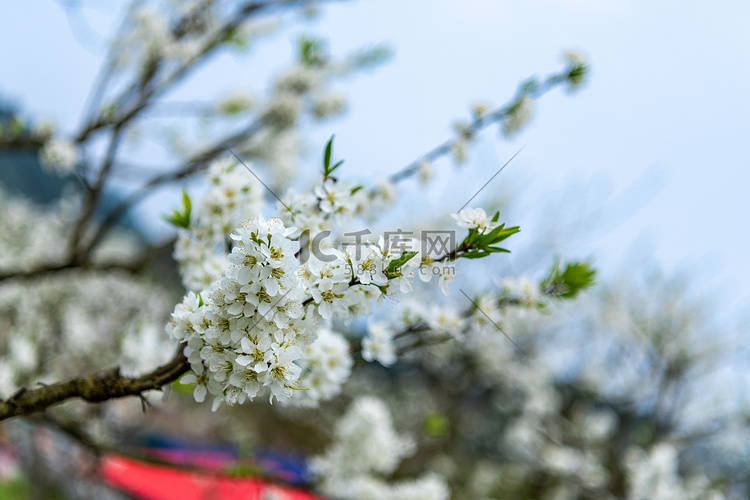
[194,384,207,403]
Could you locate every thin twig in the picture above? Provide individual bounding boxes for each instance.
[388,71,570,184]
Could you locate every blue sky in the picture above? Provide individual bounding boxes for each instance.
[1,0,749,323]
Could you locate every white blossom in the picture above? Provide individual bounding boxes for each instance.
[217,91,256,115]
[39,138,77,175]
[288,327,353,407]
[362,320,396,366]
[311,396,448,499]
[417,160,434,184]
[502,95,534,137]
[451,207,497,233]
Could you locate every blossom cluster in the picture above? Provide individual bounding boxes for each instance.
[310,396,450,500]
[625,443,725,500]
[39,138,77,175]
[290,327,353,407]
[170,215,310,407]
[113,3,210,71]
[168,213,423,408]
[280,176,397,237]
[169,157,505,409]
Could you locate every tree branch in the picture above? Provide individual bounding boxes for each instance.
[80,119,264,255]
[0,351,190,422]
[0,237,176,283]
[75,0,314,143]
[388,68,576,184]
[68,124,125,261]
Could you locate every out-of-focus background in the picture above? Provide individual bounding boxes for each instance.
[0,1,749,499]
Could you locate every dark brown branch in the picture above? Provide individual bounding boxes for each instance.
[0,137,46,150]
[0,351,190,422]
[0,262,76,282]
[0,237,176,283]
[68,124,125,261]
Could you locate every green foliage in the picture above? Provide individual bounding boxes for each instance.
[567,64,588,86]
[423,411,451,438]
[10,116,26,137]
[565,55,589,89]
[351,44,393,69]
[174,376,194,395]
[163,188,192,228]
[541,259,597,299]
[224,461,271,478]
[222,26,249,50]
[459,213,520,260]
[385,251,418,279]
[298,34,328,67]
[0,478,66,500]
[322,135,344,179]
[219,98,250,116]
[100,101,117,121]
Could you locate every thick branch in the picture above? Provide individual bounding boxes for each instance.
[0,351,190,422]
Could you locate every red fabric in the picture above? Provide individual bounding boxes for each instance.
[100,455,324,500]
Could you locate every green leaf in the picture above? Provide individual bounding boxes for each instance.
[482,246,510,253]
[460,250,493,259]
[222,27,249,50]
[298,35,328,67]
[560,261,596,296]
[324,135,334,171]
[567,64,589,87]
[423,411,450,438]
[163,188,192,228]
[461,228,480,247]
[541,259,597,299]
[352,44,393,69]
[322,136,344,179]
[10,117,25,137]
[182,189,191,214]
[386,251,418,278]
[100,102,117,120]
[163,211,187,228]
[330,159,344,174]
[475,224,520,247]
